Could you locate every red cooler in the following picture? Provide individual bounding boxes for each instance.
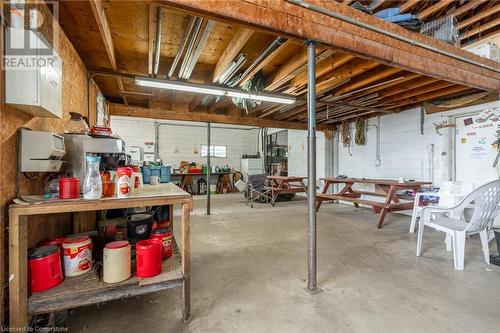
[136,239,162,278]
[29,246,63,293]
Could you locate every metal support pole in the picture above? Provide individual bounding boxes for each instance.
[206,122,211,215]
[306,39,317,291]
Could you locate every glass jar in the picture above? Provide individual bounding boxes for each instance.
[83,156,102,200]
[64,112,90,134]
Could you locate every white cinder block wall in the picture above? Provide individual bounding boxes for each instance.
[110,116,259,171]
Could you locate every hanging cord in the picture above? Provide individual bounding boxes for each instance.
[354,117,366,145]
[341,121,351,148]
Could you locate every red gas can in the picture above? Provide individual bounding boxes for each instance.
[150,228,173,259]
[29,246,63,293]
[135,239,162,278]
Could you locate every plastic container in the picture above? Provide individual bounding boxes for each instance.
[127,213,153,242]
[116,167,133,198]
[141,166,171,184]
[29,246,63,293]
[59,177,80,199]
[83,156,102,200]
[62,236,92,277]
[136,239,162,278]
[150,228,173,259]
[103,241,131,283]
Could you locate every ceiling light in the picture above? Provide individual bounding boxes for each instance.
[135,77,296,105]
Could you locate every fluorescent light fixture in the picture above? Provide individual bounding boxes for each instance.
[135,77,296,105]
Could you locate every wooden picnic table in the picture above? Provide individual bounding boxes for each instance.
[267,176,307,206]
[316,178,432,228]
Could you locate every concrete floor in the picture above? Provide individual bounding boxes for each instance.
[69,193,500,332]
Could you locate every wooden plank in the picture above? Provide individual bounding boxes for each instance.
[417,0,453,20]
[266,46,310,91]
[212,27,254,82]
[388,85,471,109]
[381,81,455,104]
[316,194,390,208]
[452,0,488,17]
[238,39,294,86]
[316,59,380,94]
[334,66,402,96]
[9,214,28,329]
[372,76,438,100]
[457,3,500,30]
[109,103,335,130]
[399,0,422,14]
[371,0,390,12]
[460,17,500,40]
[158,0,500,91]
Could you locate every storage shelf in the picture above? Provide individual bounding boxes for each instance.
[28,251,182,315]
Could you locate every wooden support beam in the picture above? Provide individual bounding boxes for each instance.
[343,0,356,5]
[452,0,487,17]
[381,81,455,104]
[460,17,500,40]
[288,52,354,91]
[373,76,438,100]
[212,28,254,82]
[458,3,500,30]
[118,90,154,97]
[315,59,379,94]
[371,0,390,12]
[337,74,419,101]
[387,85,471,109]
[159,0,500,92]
[89,0,128,105]
[334,66,402,96]
[238,40,293,86]
[266,46,310,91]
[417,0,454,20]
[399,0,421,14]
[109,103,334,130]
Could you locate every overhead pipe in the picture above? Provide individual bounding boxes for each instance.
[178,17,203,79]
[218,53,247,85]
[168,16,196,78]
[306,39,318,292]
[286,0,500,73]
[153,6,162,77]
[183,20,215,79]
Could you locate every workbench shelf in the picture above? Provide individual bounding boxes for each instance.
[28,249,182,315]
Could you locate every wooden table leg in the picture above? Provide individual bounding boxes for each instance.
[270,180,282,206]
[9,213,28,329]
[181,202,191,322]
[316,181,330,211]
[377,186,396,229]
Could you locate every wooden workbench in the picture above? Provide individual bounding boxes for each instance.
[9,183,192,329]
[316,178,431,228]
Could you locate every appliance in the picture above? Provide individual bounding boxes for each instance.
[63,134,126,186]
[19,129,66,172]
[241,157,263,181]
[5,28,62,118]
[135,77,296,105]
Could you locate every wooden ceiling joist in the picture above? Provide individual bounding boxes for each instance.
[381,81,455,104]
[386,85,471,109]
[89,0,128,106]
[109,103,334,130]
[315,59,380,94]
[460,17,500,40]
[452,0,488,18]
[417,0,453,20]
[333,66,402,96]
[212,27,254,82]
[159,0,500,92]
[457,3,500,30]
[399,0,422,14]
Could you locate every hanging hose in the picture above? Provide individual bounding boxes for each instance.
[341,121,351,148]
[355,117,366,145]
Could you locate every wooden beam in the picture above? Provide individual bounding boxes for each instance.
[266,46,309,90]
[452,0,488,17]
[109,103,334,130]
[460,17,500,40]
[417,0,454,20]
[158,0,500,92]
[399,0,422,14]
[89,0,128,105]
[387,85,471,109]
[288,52,354,90]
[457,3,500,30]
[212,28,254,82]
[337,74,419,101]
[381,81,455,104]
[118,90,154,97]
[343,0,356,5]
[371,0,390,12]
[315,59,380,94]
[238,40,293,86]
[373,76,438,100]
[334,66,402,96]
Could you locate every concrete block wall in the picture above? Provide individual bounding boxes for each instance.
[110,116,259,171]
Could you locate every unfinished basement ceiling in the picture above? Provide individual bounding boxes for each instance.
[57,0,499,127]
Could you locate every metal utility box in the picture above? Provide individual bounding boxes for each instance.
[19,129,66,172]
[5,28,63,118]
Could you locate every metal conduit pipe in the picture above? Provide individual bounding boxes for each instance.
[179,17,203,79]
[153,6,162,76]
[183,20,215,79]
[168,16,196,78]
[286,0,500,73]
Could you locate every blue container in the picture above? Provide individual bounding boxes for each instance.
[141,166,171,184]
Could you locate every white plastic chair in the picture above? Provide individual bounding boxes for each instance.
[416,180,500,270]
[409,181,474,233]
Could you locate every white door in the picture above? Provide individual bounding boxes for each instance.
[455,113,500,186]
